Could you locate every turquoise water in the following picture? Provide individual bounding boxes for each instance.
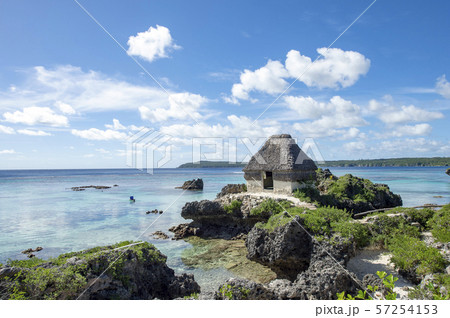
[0,167,448,290]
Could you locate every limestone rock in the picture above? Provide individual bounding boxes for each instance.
[175,178,203,190]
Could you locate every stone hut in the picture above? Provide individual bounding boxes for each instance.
[243,134,317,194]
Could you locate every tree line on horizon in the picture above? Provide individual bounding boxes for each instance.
[178,157,450,168]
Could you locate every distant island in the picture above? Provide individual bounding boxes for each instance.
[178,157,450,168]
[178,161,247,168]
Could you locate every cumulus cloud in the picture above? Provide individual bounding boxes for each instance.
[127,25,181,62]
[0,124,15,134]
[379,138,450,155]
[378,105,444,124]
[71,128,128,141]
[3,106,69,127]
[436,75,450,99]
[139,92,207,122]
[343,141,367,153]
[391,123,432,137]
[17,129,52,136]
[0,149,16,154]
[0,66,208,123]
[228,48,370,102]
[55,101,76,115]
[159,115,281,145]
[291,96,367,138]
[230,60,289,102]
[105,119,126,130]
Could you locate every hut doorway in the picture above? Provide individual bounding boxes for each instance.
[263,171,273,190]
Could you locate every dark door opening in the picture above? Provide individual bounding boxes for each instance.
[263,171,273,190]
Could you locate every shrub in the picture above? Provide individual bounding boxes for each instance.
[428,204,450,242]
[218,283,250,300]
[408,274,450,300]
[368,215,421,246]
[250,199,291,218]
[223,200,242,215]
[333,221,370,248]
[388,235,448,276]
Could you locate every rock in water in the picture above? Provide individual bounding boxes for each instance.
[446,168,450,176]
[216,184,247,198]
[0,242,200,300]
[175,178,203,190]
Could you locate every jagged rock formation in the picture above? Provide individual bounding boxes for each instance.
[446,168,450,176]
[216,183,247,198]
[299,168,402,213]
[0,242,199,300]
[175,178,203,190]
[246,216,355,281]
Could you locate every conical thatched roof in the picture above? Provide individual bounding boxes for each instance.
[243,134,317,172]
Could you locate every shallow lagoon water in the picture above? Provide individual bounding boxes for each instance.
[0,166,448,292]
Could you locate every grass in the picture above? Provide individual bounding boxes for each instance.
[428,204,450,242]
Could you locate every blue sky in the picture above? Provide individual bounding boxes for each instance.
[0,0,449,169]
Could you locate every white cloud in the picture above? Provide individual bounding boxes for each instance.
[55,101,76,115]
[127,25,181,62]
[377,104,443,124]
[391,123,432,137]
[139,92,207,122]
[0,66,208,123]
[379,138,450,155]
[291,96,367,138]
[105,119,126,130]
[159,115,281,145]
[3,106,68,127]
[17,129,52,136]
[231,60,289,101]
[0,124,15,134]
[229,48,370,102]
[71,128,128,141]
[0,149,16,154]
[285,48,370,88]
[83,154,95,158]
[436,75,450,99]
[343,141,367,152]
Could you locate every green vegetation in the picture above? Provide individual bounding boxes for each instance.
[293,169,402,213]
[1,241,165,300]
[388,235,447,276]
[250,199,291,218]
[337,271,398,300]
[409,274,450,300]
[183,292,199,299]
[218,283,250,300]
[428,204,450,242]
[223,200,242,215]
[178,161,246,168]
[319,157,450,167]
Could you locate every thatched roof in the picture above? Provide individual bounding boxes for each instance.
[243,134,317,172]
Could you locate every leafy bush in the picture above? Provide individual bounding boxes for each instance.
[428,204,450,242]
[250,199,291,218]
[388,235,448,276]
[223,200,242,215]
[368,215,421,247]
[218,283,250,300]
[408,274,450,300]
[7,257,45,268]
[337,271,398,300]
[333,221,370,248]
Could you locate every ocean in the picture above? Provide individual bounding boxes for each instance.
[0,167,448,291]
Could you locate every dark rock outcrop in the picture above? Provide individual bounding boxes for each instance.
[169,223,200,240]
[71,185,111,191]
[446,168,450,176]
[246,216,313,280]
[175,178,203,190]
[312,169,403,213]
[0,242,200,300]
[246,217,355,281]
[215,278,278,300]
[216,184,246,198]
[151,231,169,240]
[178,199,261,239]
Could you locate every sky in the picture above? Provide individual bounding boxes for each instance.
[0,0,449,169]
